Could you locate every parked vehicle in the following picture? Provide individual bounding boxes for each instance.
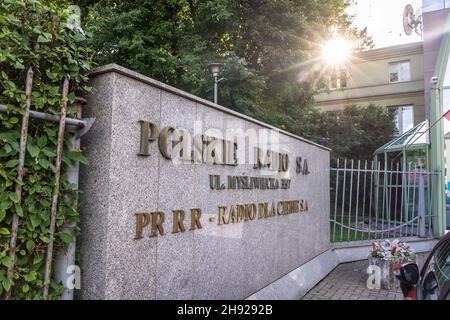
[446,194,450,229]
[396,232,450,299]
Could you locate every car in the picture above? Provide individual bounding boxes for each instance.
[397,232,450,300]
[446,193,450,229]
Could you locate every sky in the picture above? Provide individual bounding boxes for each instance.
[348,0,423,48]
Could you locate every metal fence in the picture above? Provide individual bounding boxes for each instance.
[0,67,93,299]
[330,158,436,243]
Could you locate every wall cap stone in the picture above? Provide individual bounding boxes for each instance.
[89,63,331,151]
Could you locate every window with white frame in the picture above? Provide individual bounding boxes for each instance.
[389,105,414,134]
[389,61,411,83]
[329,68,347,90]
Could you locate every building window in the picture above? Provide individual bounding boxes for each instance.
[389,61,411,83]
[389,105,414,134]
[329,69,347,90]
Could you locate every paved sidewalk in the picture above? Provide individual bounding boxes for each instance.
[302,260,405,300]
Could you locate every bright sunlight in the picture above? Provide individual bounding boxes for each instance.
[322,38,353,65]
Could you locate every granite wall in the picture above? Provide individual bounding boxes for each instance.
[79,64,331,300]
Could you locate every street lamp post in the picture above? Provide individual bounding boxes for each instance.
[208,63,224,104]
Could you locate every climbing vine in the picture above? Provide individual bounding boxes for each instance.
[0,0,92,299]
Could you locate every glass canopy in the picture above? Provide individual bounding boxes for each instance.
[374,120,430,155]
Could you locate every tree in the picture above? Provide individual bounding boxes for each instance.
[318,105,397,162]
[68,1,386,157]
[85,0,371,131]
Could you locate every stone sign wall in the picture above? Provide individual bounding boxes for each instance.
[79,64,330,299]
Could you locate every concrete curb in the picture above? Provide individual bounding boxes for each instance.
[247,237,438,300]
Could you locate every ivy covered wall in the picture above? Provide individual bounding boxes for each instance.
[0,0,92,299]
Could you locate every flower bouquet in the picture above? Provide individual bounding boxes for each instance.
[368,239,415,289]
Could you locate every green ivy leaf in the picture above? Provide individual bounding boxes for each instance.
[14,61,24,70]
[29,185,37,195]
[32,255,43,266]
[22,283,29,293]
[11,141,19,152]
[44,127,57,137]
[0,227,10,235]
[37,35,49,43]
[2,277,12,291]
[68,91,76,104]
[14,203,23,217]
[66,151,88,164]
[24,271,37,282]
[39,158,49,169]
[59,232,74,245]
[39,199,50,208]
[41,147,56,157]
[5,159,19,168]
[30,215,40,228]
[0,198,11,210]
[0,210,6,222]
[72,33,86,42]
[27,144,40,158]
[9,117,19,124]
[9,192,19,203]
[37,135,47,147]
[1,256,13,268]
[26,239,35,252]
[0,132,19,144]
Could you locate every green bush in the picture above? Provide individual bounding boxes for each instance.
[0,0,92,299]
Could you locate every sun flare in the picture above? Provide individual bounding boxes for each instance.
[322,38,353,65]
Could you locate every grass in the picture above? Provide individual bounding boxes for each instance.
[330,216,385,243]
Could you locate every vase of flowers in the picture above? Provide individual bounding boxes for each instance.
[368,239,415,290]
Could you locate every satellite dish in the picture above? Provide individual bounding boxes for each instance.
[403,4,415,36]
[414,7,423,36]
[403,4,423,37]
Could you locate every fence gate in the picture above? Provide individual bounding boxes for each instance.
[330,158,436,243]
